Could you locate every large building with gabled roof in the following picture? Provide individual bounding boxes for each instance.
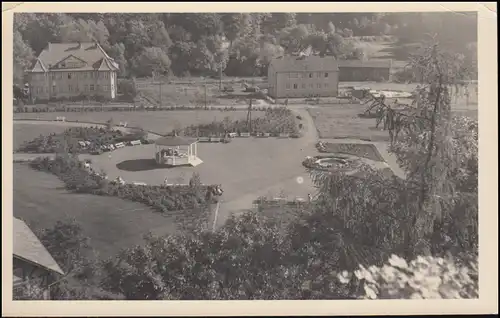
[28,42,119,101]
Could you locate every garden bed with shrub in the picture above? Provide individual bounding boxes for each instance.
[29,155,221,215]
[316,142,385,162]
[182,107,300,137]
[16,126,148,154]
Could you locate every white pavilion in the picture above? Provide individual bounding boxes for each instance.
[154,136,203,167]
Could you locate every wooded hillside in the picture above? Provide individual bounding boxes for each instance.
[14,12,478,83]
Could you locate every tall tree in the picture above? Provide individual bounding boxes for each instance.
[13,30,34,84]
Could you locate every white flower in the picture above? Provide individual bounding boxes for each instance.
[364,284,378,299]
[388,254,408,269]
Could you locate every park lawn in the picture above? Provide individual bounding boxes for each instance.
[321,142,386,162]
[308,104,390,141]
[14,110,262,135]
[13,163,179,260]
[14,123,69,150]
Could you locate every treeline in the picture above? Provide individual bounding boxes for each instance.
[13,12,477,84]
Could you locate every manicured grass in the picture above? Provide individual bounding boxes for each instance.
[14,110,263,135]
[319,142,386,162]
[13,163,178,259]
[14,123,69,150]
[308,104,390,141]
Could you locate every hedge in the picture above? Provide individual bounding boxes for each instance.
[29,155,222,215]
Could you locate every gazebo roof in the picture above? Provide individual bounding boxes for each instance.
[155,136,198,147]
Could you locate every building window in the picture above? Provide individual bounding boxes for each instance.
[68,73,72,79]
[293,84,298,89]
[52,86,57,93]
[309,73,313,78]
[104,72,109,79]
[68,84,72,92]
[286,83,290,89]
[325,72,329,78]
[90,84,95,91]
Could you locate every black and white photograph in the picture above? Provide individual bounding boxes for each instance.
[2,2,497,316]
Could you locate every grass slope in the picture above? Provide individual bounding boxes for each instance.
[13,163,177,259]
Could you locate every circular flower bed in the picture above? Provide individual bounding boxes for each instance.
[302,154,362,173]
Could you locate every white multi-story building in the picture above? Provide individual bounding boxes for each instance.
[28,42,119,101]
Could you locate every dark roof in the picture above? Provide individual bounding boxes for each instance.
[32,42,119,72]
[269,56,339,73]
[155,136,198,146]
[337,59,392,68]
[13,218,64,275]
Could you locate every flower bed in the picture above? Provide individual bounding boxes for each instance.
[15,126,147,155]
[302,154,362,172]
[316,142,385,162]
[29,155,221,214]
[182,107,300,137]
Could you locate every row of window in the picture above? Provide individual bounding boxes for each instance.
[286,83,329,90]
[33,71,113,81]
[288,72,330,79]
[32,84,113,94]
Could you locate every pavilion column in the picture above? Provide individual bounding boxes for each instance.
[195,143,197,157]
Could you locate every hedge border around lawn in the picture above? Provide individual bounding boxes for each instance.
[27,155,223,224]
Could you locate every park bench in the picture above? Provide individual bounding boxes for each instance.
[115,142,125,149]
[55,116,66,122]
[210,137,221,143]
[279,133,290,138]
[198,137,210,142]
[239,132,251,137]
[130,140,142,146]
[228,132,237,138]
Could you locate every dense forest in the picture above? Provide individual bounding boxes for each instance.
[13,12,477,84]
